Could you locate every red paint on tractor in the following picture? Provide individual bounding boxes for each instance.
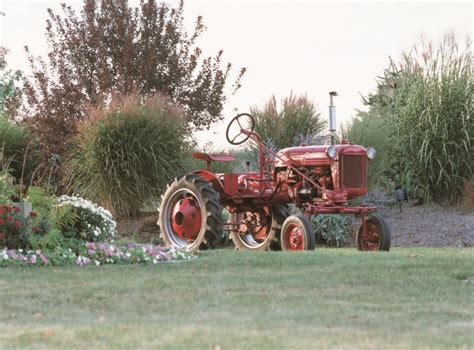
[171,196,202,240]
[283,223,304,251]
[360,221,380,251]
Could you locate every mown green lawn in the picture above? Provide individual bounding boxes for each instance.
[0,248,473,349]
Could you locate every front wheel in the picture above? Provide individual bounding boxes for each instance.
[280,214,315,251]
[356,213,391,251]
[157,174,223,251]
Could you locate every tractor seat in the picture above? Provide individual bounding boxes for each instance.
[192,152,235,163]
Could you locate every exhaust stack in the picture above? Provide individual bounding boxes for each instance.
[329,91,338,145]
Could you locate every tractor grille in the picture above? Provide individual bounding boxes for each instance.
[340,154,367,189]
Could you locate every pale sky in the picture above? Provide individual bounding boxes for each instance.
[1,1,472,150]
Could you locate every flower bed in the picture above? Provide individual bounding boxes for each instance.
[0,243,194,267]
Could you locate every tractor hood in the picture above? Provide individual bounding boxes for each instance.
[274,144,368,167]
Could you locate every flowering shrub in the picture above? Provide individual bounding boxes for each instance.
[0,204,36,249]
[76,242,193,266]
[0,249,51,266]
[58,196,116,242]
[0,243,194,267]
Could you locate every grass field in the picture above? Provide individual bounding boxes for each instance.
[0,248,473,349]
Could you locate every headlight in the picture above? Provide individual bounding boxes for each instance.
[367,147,376,160]
[326,146,337,159]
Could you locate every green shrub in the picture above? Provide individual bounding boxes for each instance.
[0,117,38,186]
[311,214,353,247]
[66,94,190,217]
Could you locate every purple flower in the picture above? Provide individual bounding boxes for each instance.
[40,254,49,265]
[85,242,96,250]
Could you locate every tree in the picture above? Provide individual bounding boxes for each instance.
[0,50,22,119]
[23,0,245,165]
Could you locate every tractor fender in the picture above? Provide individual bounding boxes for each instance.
[191,170,227,198]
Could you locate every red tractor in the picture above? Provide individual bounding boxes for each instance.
[157,92,391,252]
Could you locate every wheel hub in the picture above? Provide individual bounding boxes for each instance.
[285,224,304,251]
[171,196,202,241]
[362,222,380,250]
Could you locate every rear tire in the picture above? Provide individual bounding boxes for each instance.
[280,214,315,251]
[157,174,222,251]
[230,205,290,251]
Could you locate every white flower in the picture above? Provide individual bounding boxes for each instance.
[153,259,158,264]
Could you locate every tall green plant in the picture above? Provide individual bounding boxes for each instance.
[66,94,190,217]
[347,34,472,202]
[387,34,473,202]
[250,94,326,150]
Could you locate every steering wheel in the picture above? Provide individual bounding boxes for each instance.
[226,113,255,145]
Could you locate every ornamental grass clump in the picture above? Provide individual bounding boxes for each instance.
[387,34,473,202]
[66,94,190,217]
[250,94,327,150]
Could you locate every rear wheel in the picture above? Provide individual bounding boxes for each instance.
[229,205,290,251]
[158,174,222,251]
[280,214,315,251]
[356,214,391,251]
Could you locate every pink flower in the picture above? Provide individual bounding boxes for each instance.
[30,255,37,264]
[0,219,5,226]
[6,216,13,223]
[40,254,49,265]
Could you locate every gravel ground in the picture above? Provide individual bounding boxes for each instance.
[355,204,474,248]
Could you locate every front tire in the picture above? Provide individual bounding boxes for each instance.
[356,213,391,251]
[280,214,316,251]
[158,174,222,251]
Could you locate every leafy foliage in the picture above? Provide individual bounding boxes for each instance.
[23,0,244,173]
[0,53,22,119]
[65,94,190,217]
[0,204,34,249]
[0,116,39,186]
[311,214,353,247]
[57,195,116,242]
